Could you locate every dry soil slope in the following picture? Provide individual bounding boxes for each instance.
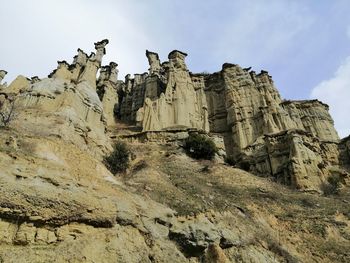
[0,128,349,262]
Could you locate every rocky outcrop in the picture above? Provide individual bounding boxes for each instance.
[204,64,339,156]
[120,50,209,132]
[339,135,350,168]
[201,64,343,191]
[97,62,121,126]
[2,43,341,191]
[240,129,341,190]
[1,130,313,262]
[78,39,109,90]
[114,51,345,191]
[281,100,339,141]
[0,75,30,95]
[146,50,161,75]
[0,40,120,156]
[0,70,7,88]
[2,39,350,263]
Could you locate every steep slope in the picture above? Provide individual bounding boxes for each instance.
[0,127,349,262]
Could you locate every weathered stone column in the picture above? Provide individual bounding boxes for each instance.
[109,62,119,84]
[95,39,109,64]
[97,61,120,126]
[71,48,88,81]
[78,39,109,90]
[146,50,161,75]
[51,61,72,80]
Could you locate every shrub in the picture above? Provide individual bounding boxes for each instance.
[225,156,236,166]
[0,98,17,128]
[104,141,130,174]
[321,174,342,195]
[239,161,251,172]
[183,133,217,160]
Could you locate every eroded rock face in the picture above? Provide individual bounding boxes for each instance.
[115,50,345,191]
[339,135,350,168]
[241,130,341,190]
[282,100,339,141]
[97,62,121,126]
[1,43,346,193]
[16,78,107,153]
[0,42,349,261]
[3,40,116,156]
[120,50,209,132]
[200,64,344,191]
[1,75,30,95]
[146,50,161,75]
[205,64,339,155]
[0,70,7,88]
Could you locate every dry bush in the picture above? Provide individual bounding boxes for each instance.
[0,98,18,127]
[183,133,217,160]
[104,141,130,174]
[321,174,343,196]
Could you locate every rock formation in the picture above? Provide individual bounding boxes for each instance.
[0,70,7,88]
[118,52,346,191]
[1,43,346,191]
[120,50,209,132]
[97,62,121,126]
[1,40,119,156]
[204,64,339,152]
[0,41,349,262]
[1,75,30,95]
[199,63,344,190]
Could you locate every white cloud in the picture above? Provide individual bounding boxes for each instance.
[214,1,314,66]
[311,57,350,138]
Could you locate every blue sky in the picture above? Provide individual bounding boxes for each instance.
[1,0,350,137]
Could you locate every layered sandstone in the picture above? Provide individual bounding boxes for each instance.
[119,53,343,191]
[120,50,209,132]
[97,62,122,126]
[0,40,121,156]
[0,41,349,262]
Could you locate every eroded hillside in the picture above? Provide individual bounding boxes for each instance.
[0,40,349,262]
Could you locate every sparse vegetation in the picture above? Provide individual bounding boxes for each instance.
[238,160,251,171]
[321,174,343,195]
[0,98,17,128]
[104,141,130,174]
[225,155,236,166]
[183,133,217,160]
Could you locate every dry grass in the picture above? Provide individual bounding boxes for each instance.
[121,142,350,262]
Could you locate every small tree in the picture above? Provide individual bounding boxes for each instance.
[104,141,130,174]
[183,133,217,160]
[0,98,17,127]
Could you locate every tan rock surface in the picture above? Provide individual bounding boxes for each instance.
[0,70,7,88]
[1,75,30,95]
[0,43,349,262]
[120,50,209,132]
[117,52,341,191]
[97,62,120,126]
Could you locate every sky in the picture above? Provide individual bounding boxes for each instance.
[1,0,350,137]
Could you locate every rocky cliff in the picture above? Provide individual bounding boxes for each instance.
[0,40,349,262]
[118,49,347,192]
